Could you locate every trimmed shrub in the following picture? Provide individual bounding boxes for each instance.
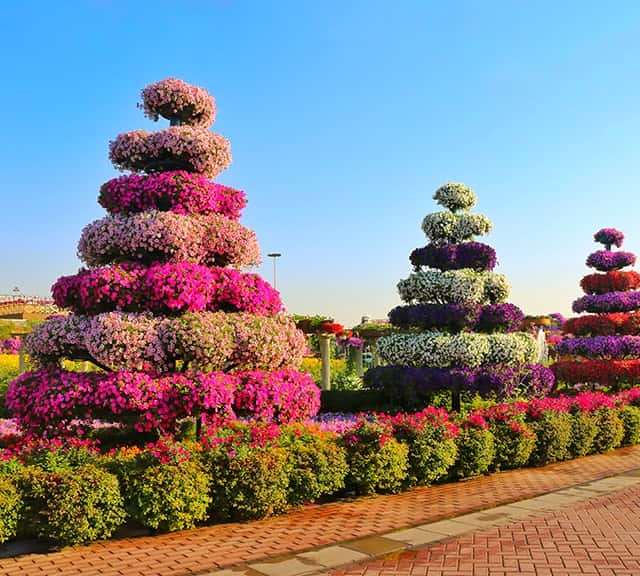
[279,425,348,506]
[568,412,598,457]
[591,407,625,453]
[342,419,409,495]
[450,415,495,479]
[19,465,125,546]
[528,412,573,466]
[620,405,640,445]
[0,475,21,543]
[489,421,536,471]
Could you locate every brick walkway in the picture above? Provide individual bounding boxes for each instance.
[330,480,640,576]
[1,446,640,575]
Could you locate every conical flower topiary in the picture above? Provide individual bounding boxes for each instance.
[364,183,554,410]
[7,78,320,436]
[553,228,640,388]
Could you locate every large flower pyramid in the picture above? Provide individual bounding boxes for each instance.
[553,228,640,388]
[364,183,554,409]
[7,78,320,435]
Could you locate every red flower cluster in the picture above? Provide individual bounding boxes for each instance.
[580,270,640,295]
[563,312,640,336]
[552,359,640,386]
[320,322,345,335]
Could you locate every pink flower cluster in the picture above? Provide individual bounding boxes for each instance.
[99,172,246,218]
[234,369,320,423]
[26,312,308,373]
[52,263,282,316]
[109,126,231,178]
[1,338,20,354]
[78,211,261,268]
[6,366,320,435]
[139,78,216,128]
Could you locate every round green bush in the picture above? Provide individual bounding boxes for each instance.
[204,446,290,521]
[591,407,625,453]
[568,412,598,457]
[20,465,126,546]
[0,476,21,543]
[280,428,348,506]
[401,429,457,487]
[450,426,495,480]
[528,412,573,466]
[619,405,640,446]
[489,421,537,471]
[344,438,409,496]
[124,461,211,531]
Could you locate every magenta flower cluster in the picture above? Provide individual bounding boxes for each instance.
[6,367,319,435]
[52,263,282,316]
[586,250,636,271]
[139,78,216,127]
[78,211,260,268]
[1,338,20,354]
[99,171,246,218]
[594,228,624,248]
[109,126,231,178]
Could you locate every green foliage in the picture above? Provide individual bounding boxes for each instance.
[450,426,495,480]
[591,407,625,453]
[21,443,99,472]
[528,412,573,466]
[0,475,21,543]
[397,427,457,487]
[19,465,125,546]
[291,315,334,334]
[343,435,409,496]
[568,412,598,457]
[204,446,290,521]
[331,370,364,391]
[489,421,537,471]
[279,426,348,506]
[619,405,640,446]
[320,390,391,413]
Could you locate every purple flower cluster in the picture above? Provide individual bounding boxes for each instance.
[388,303,523,333]
[1,338,20,354]
[556,335,640,359]
[594,228,624,248]
[364,364,554,403]
[410,242,497,271]
[572,290,640,314]
[586,250,636,271]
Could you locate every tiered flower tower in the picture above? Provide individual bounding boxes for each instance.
[364,183,554,410]
[553,228,640,388]
[7,78,319,436]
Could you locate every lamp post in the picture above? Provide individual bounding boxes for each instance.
[267,252,281,289]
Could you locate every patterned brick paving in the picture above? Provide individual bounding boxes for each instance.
[330,482,640,576]
[1,446,640,575]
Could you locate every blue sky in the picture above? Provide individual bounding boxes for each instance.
[1,1,640,326]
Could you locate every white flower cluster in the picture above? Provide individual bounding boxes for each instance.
[377,332,538,368]
[397,269,510,304]
[421,212,492,244]
[433,182,477,212]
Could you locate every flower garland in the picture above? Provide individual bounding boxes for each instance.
[397,269,510,305]
[99,171,246,218]
[421,212,492,244]
[556,335,640,359]
[109,126,231,178]
[364,364,554,399]
[432,182,477,212]
[78,211,260,268]
[409,242,497,271]
[572,290,640,314]
[138,78,216,127]
[580,271,640,295]
[52,263,282,316]
[586,250,636,272]
[388,303,523,333]
[377,332,537,368]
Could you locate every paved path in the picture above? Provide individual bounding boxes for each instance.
[2,446,640,575]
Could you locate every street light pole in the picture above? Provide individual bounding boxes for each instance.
[267,253,281,289]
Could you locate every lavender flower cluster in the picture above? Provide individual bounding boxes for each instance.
[594,228,624,248]
[572,290,640,314]
[388,303,523,333]
[586,250,636,271]
[556,335,640,359]
[410,242,497,272]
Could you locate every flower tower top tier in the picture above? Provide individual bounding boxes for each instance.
[7,78,319,437]
[364,183,554,407]
[553,228,640,388]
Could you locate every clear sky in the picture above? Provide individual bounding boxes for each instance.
[1,0,640,326]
